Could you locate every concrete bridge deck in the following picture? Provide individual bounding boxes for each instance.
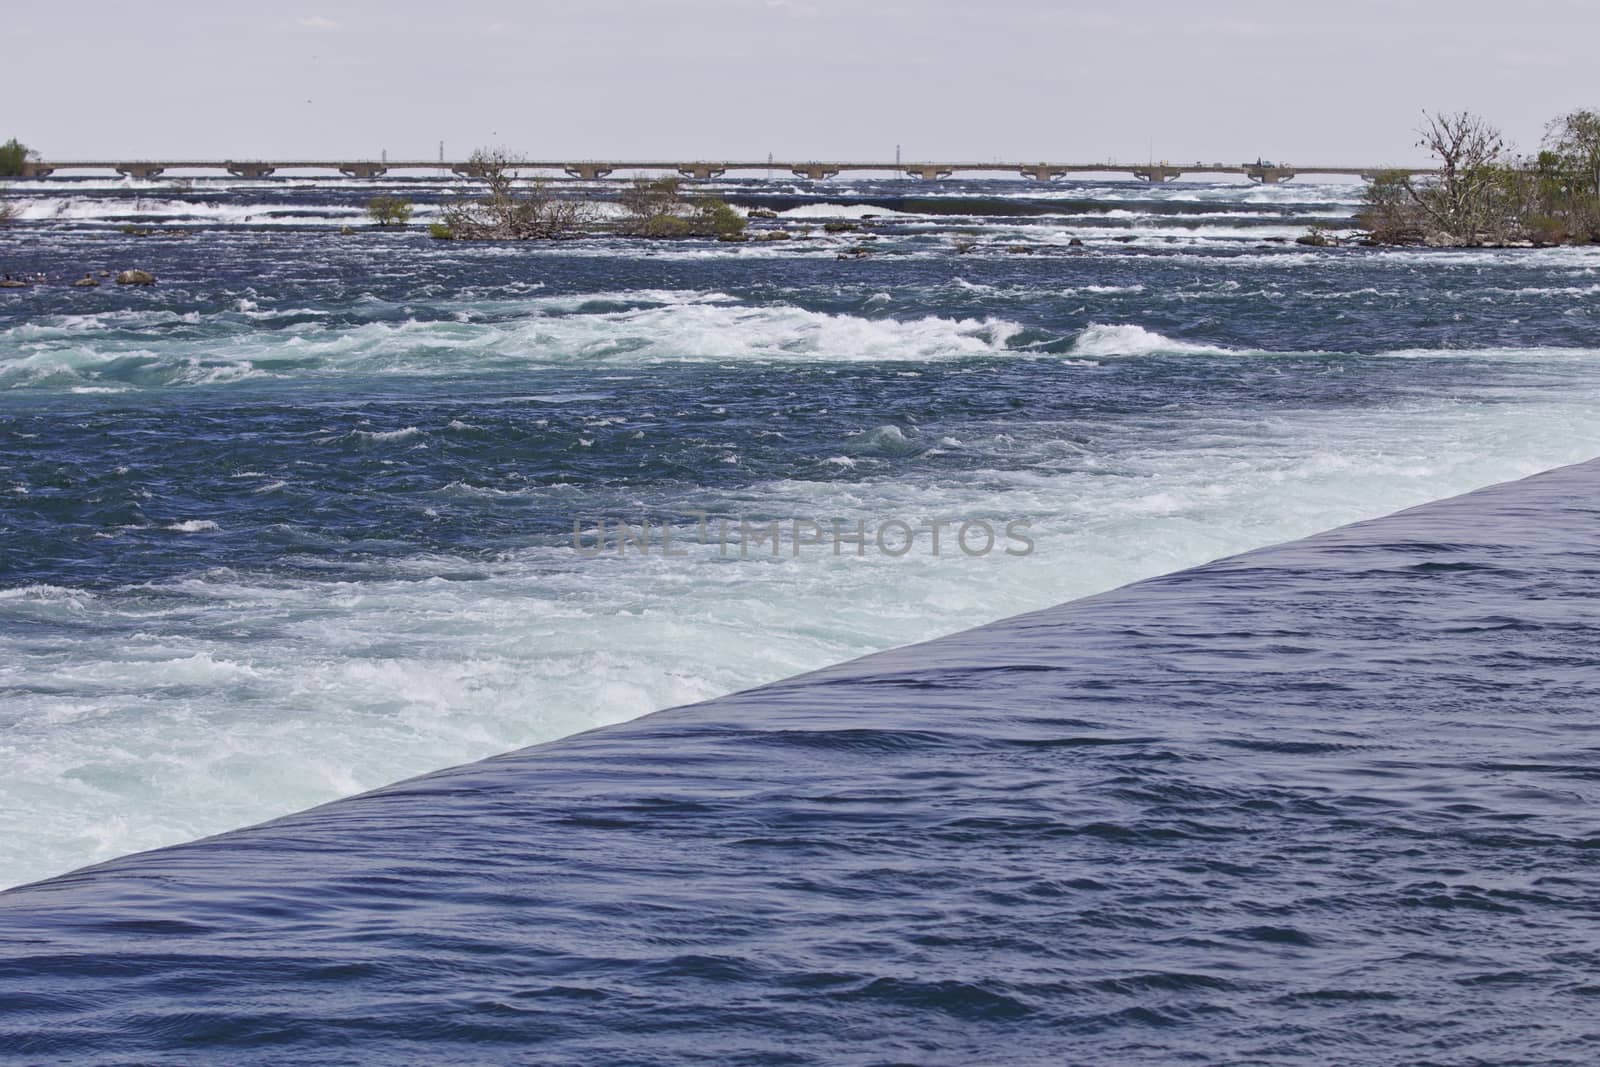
[15,160,1430,183]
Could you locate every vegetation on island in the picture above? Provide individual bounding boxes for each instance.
[0,138,35,177]
[1360,109,1600,247]
[431,150,597,240]
[365,195,413,227]
[614,176,746,239]
[428,150,746,241]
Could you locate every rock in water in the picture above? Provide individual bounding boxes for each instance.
[73,275,100,287]
[116,269,157,285]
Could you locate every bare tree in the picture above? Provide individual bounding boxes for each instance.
[437,149,596,240]
[1408,110,1508,244]
[1361,107,1600,247]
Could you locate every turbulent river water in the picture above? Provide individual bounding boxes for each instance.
[3,177,1600,895]
[1,172,1598,973]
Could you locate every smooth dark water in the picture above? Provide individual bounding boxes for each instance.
[3,460,1598,1065]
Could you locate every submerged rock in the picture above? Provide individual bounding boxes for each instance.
[116,269,157,286]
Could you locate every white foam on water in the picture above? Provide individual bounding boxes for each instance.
[351,426,424,442]
[1068,323,1237,357]
[5,365,1600,889]
[777,203,919,219]
[0,292,1030,389]
[12,197,373,228]
[8,285,1600,395]
[6,177,1600,889]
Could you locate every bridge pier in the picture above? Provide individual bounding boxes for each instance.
[905,166,954,180]
[563,163,614,180]
[225,162,276,178]
[792,165,841,180]
[677,164,727,180]
[116,164,165,179]
[1245,166,1295,184]
[19,163,54,178]
[339,163,388,178]
[1019,165,1066,181]
[1133,165,1182,183]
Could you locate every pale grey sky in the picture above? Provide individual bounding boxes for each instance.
[9,0,1596,165]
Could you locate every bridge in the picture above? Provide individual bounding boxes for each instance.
[14,159,1429,184]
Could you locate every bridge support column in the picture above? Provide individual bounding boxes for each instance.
[677,164,727,180]
[115,164,165,179]
[792,165,841,180]
[1245,166,1295,184]
[19,163,54,178]
[225,162,276,178]
[563,164,614,180]
[1019,165,1065,181]
[340,164,388,178]
[905,166,954,180]
[1133,166,1182,183]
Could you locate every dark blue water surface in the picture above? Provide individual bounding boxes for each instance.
[3,460,1599,1065]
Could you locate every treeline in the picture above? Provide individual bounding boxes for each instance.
[428,150,745,241]
[1362,109,1600,247]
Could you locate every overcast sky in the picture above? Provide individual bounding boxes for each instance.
[9,0,1596,166]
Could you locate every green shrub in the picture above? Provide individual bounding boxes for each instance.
[642,215,692,238]
[367,195,413,227]
[428,221,454,240]
[692,199,746,239]
[0,139,31,177]
[616,179,746,240]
